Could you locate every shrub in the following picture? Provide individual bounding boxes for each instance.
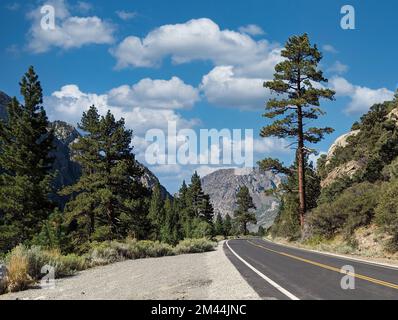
[375,180,398,252]
[86,240,175,266]
[174,238,216,255]
[5,245,32,292]
[308,182,379,239]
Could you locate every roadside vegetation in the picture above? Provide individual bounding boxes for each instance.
[259,34,398,258]
[0,238,216,294]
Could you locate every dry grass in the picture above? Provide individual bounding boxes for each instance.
[0,238,217,295]
[5,245,32,292]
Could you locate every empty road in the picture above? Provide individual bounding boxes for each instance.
[225,238,398,300]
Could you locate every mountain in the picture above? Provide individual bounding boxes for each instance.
[201,168,282,231]
[0,91,170,203]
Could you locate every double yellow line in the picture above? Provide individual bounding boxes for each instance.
[247,240,398,291]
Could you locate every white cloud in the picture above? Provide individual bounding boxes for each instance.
[27,0,115,53]
[108,77,199,109]
[110,17,282,77]
[238,24,265,36]
[327,61,348,75]
[330,77,395,114]
[5,2,20,11]
[116,10,137,20]
[322,44,338,54]
[110,18,283,110]
[45,82,199,135]
[75,1,92,13]
[200,66,269,110]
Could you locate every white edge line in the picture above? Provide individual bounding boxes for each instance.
[263,238,398,271]
[226,240,300,301]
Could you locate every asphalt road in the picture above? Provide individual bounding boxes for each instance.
[225,238,398,300]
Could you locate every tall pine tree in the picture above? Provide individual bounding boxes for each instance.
[0,66,55,252]
[60,106,148,247]
[261,34,335,228]
[148,182,165,240]
[234,186,256,235]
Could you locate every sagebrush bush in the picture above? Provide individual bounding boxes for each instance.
[87,240,176,266]
[0,238,216,295]
[375,180,398,252]
[308,182,379,239]
[174,238,216,254]
[5,245,32,292]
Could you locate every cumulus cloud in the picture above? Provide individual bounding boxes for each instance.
[200,66,269,110]
[27,0,115,53]
[108,77,199,109]
[110,18,282,110]
[110,17,282,78]
[238,24,265,36]
[5,2,20,11]
[322,44,338,54]
[115,10,137,21]
[330,77,395,114]
[45,80,199,135]
[327,61,348,75]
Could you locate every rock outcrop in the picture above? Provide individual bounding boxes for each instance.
[326,130,360,165]
[201,168,282,231]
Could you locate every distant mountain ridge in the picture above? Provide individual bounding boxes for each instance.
[201,168,282,231]
[0,91,170,203]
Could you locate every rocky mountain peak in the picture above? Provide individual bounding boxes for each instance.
[201,167,282,231]
[49,120,80,145]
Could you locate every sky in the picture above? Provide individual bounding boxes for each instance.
[1,0,398,193]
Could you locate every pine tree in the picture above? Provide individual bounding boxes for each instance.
[148,182,165,240]
[265,155,321,239]
[214,213,224,236]
[176,180,194,238]
[160,197,180,245]
[223,214,232,237]
[60,106,148,247]
[0,66,55,252]
[188,172,214,223]
[234,186,256,235]
[260,34,335,228]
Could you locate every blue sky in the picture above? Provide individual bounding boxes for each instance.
[1,0,397,193]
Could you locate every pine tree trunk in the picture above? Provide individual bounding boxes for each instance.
[297,106,306,228]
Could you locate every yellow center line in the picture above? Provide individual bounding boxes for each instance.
[247,240,398,291]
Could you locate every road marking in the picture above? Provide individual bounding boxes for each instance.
[263,238,398,271]
[247,240,398,291]
[226,240,300,300]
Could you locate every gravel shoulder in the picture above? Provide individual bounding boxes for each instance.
[0,241,260,300]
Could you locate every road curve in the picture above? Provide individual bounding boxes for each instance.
[224,238,398,300]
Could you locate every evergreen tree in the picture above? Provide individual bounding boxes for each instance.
[234,186,256,235]
[0,66,55,252]
[214,213,224,236]
[176,180,193,238]
[265,156,321,239]
[160,197,181,245]
[223,214,232,237]
[260,34,335,228]
[33,209,67,250]
[188,172,214,223]
[60,106,148,247]
[257,226,266,237]
[148,182,165,240]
